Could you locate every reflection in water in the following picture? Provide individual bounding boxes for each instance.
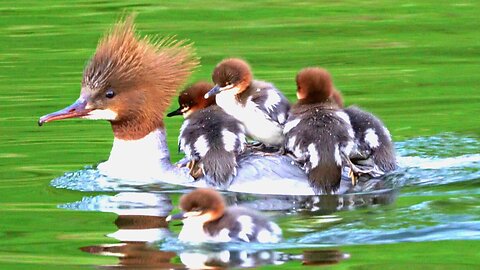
[230,189,397,213]
[54,134,480,268]
[83,242,349,269]
[81,243,182,269]
[62,191,386,268]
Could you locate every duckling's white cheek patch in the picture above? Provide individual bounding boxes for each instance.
[223,85,240,93]
[83,109,118,120]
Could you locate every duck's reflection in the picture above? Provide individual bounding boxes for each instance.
[81,242,181,269]
[83,242,349,269]
[60,190,396,268]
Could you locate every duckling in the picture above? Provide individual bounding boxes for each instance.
[284,67,356,194]
[329,89,397,177]
[167,188,282,243]
[167,81,216,118]
[168,81,246,188]
[204,58,290,149]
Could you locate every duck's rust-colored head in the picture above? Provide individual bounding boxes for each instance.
[39,16,198,140]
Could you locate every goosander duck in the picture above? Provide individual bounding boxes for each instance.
[204,58,290,148]
[329,89,397,175]
[168,82,247,188]
[284,67,356,194]
[166,188,282,243]
[37,17,382,196]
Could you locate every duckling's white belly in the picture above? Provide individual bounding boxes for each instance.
[216,91,284,146]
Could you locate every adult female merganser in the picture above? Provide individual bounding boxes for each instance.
[37,17,384,195]
[37,17,317,195]
[167,82,247,188]
[329,89,397,176]
[166,188,282,243]
[284,67,357,194]
[204,58,290,148]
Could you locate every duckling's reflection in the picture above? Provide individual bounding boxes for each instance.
[83,243,349,269]
[174,248,350,269]
[60,189,395,268]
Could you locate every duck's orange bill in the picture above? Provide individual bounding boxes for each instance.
[38,98,91,126]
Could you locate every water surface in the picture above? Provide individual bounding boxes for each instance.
[1,1,479,269]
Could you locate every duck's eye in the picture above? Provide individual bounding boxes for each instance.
[105,89,115,99]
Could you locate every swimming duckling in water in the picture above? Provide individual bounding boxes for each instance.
[167,188,282,243]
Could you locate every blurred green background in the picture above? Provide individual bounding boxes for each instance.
[0,0,479,268]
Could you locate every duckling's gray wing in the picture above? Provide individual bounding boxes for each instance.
[250,80,290,125]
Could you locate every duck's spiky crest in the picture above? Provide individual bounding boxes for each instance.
[82,16,198,140]
[83,16,198,117]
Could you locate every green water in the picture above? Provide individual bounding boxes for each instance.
[1,0,480,268]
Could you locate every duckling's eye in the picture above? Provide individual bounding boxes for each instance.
[105,89,115,99]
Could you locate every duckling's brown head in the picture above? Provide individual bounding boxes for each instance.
[204,58,252,98]
[174,188,226,222]
[329,89,344,108]
[296,67,335,105]
[39,16,198,140]
[167,81,215,118]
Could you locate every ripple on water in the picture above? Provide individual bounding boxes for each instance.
[52,134,480,258]
[51,134,480,195]
[297,221,480,245]
[391,134,480,190]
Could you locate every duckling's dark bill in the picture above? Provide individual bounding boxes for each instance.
[166,107,183,117]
